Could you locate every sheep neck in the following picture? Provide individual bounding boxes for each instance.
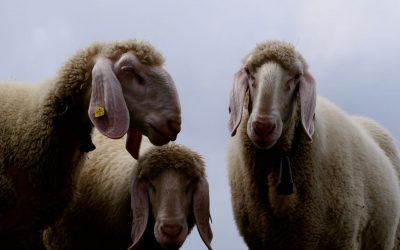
[255,124,303,196]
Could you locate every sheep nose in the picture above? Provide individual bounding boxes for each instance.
[168,119,181,136]
[252,121,276,136]
[160,224,183,237]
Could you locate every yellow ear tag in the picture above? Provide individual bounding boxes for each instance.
[94,106,105,118]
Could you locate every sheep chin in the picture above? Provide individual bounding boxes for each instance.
[250,137,279,150]
[145,122,179,146]
[146,127,173,146]
[154,231,187,250]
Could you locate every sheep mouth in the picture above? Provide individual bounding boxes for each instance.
[147,124,178,146]
[156,234,186,250]
[155,219,188,250]
[248,129,281,149]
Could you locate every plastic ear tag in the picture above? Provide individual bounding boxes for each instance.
[94,106,105,118]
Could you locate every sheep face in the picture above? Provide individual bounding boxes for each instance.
[150,170,191,249]
[246,63,294,149]
[89,52,181,158]
[129,169,212,250]
[229,54,316,149]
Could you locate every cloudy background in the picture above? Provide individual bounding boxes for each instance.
[1,0,400,249]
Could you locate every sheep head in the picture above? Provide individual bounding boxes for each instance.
[229,40,316,149]
[87,41,181,159]
[129,144,212,250]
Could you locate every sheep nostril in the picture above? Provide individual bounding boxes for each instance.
[168,119,181,135]
[161,224,183,237]
[253,121,276,136]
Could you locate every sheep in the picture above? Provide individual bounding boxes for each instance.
[227,40,400,249]
[0,40,181,250]
[43,130,213,250]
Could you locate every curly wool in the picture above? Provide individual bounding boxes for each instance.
[137,143,206,179]
[244,40,308,75]
[54,39,165,98]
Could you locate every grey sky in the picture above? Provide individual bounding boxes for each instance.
[1,0,400,249]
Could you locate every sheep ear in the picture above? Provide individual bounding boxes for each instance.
[128,176,149,250]
[229,68,249,137]
[193,177,213,250]
[88,56,129,139]
[126,128,142,160]
[299,71,316,141]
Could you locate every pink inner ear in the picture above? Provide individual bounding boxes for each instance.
[229,68,249,137]
[299,71,316,141]
[193,177,213,250]
[129,176,149,250]
[88,56,130,139]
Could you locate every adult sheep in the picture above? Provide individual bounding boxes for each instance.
[43,131,213,250]
[0,40,181,249]
[227,40,400,249]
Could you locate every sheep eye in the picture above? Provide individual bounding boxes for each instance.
[244,67,252,76]
[149,183,156,194]
[55,99,69,116]
[121,65,145,85]
[185,177,198,194]
[121,65,135,72]
[286,73,302,90]
[244,67,256,85]
[134,73,145,85]
[250,79,256,88]
[294,73,302,82]
[143,178,156,193]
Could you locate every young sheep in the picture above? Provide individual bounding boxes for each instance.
[43,131,213,250]
[0,40,181,249]
[228,40,400,249]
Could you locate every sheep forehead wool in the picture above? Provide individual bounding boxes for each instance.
[52,39,165,99]
[137,143,205,178]
[71,39,165,66]
[244,40,308,75]
[101,40,165,66]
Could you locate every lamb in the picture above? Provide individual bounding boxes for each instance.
[227,40,400,249]
[0,40,181,249]
[43,131,213,250]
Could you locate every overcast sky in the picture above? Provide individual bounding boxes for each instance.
[1,1,400,249]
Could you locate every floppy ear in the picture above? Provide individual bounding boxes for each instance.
[299,71,316,141]
[88,56,130,139]
[193,177,213,250]
[126,128,142,160]
[128,176,149,250]
[229,68,249,136]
